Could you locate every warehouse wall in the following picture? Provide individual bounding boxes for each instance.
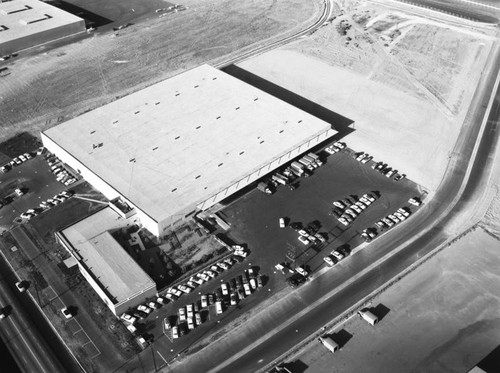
[195,129,336,211]
[0,19,85,55]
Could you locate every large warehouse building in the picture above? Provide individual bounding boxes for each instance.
[42,64,337,237]
[0,0,85,55]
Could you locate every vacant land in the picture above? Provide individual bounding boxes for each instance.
[238,0,497,191]
[287,227,500,372]
[0,0,323,142]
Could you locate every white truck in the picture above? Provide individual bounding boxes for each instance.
[318,336,339,353]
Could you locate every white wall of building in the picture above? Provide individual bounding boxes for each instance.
[196,129,336,211]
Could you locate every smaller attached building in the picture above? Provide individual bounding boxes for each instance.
[57,207,156,316]
[0,0,85,55]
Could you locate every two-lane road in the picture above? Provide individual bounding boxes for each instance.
[0,265,66,373]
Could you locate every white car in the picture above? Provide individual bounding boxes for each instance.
[178,307,186,322]
[298,236,310,245]
[198,273,210,282]
[338,217,350,226]
[394,212,406,221]
[148,301,158,309]
[186,304,194,318]
[364,193,376,203]
[250,278,257,290]
[333,201,345,209]
[325,145,338,154]
[234,249,248,257]
[178,284,193,294]
[19,155,27,162]
[244,283,252,296]
[398,208,410,217]
[279,217,286,228]
[324,256,335,267]
[61,307,72,319]
[333,141,346,149]
[382,217,394,227]
[408,197,421,206]
[15,281,26,292]
[201,294,208,308]
[205,270,217,279]
[355,201,367,210]
[137,305,152,314]
[388,214,399,223]
[121,313,137,324]
[331,250,344,261]
[296,266,308,277]
[350,205,361,214]
[165,293,178,302]
[298,229,309,236]
[163,317,172,330]
[171,326,179,339]
[221,283,229,296]
[217,262,229,271]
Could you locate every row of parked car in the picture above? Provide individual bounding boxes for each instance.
[0,147,45,173]
[45,153,77,186]
[325,141,346,155]
[19,190,73,220]
[162,254,243,307]
[331,192,378,226]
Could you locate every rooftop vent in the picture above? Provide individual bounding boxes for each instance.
[259,140,265,144]
[171,188,177,192]
[194,85,199,88]
[155,102,160,105]
[195,175,201,179]
[129,158,136,163]
[175,136,180,140]
[196,125,201,129]
[216,116,221,120]
[218,163,223,167]
[298,120,302,123]
[134,111,140,115]
[90,130,96,134]
[235,107,240,110]
[239,151,244,155]
[175,93,180,96]
[254,98,258,101]
[279,130,284,133]
[152,147,158,151]
[113,120,119,124]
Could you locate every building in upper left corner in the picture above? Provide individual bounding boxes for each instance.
[0,0,86,55]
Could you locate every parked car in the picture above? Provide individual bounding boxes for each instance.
[171,326,179,339]
[323,256,336,267]
[137,305,152,314]
[296,266,308,277]
[120,313,137,324]
[408,197,422,206]
[331,250,344,261]
[61,308,72,319]
[187,317,195,330]
[298,236,310,245]
[15,281,26,293]
[195,312,202,325]
[279,217,286,228]
[178,307,186,322]
[221,283,229,296]
[201,294,208,308]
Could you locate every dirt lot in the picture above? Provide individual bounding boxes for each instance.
[286,226,500,373]
[0,0,323,142]
[238,0,497,191]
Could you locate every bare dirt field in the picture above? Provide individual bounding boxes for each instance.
[238,0,497,191]
[0,0,323,142]
[287,226,500,373]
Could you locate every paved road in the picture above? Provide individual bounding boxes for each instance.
[0,255,67,373]
[161,32,500,373]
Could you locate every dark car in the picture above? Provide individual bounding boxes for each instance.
[207,293,215,305]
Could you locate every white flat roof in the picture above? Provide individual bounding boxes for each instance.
[44,64,335,223]
[61,207,155,303]
[0,0,84,46]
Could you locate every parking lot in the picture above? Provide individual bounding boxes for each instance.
[220,143,423,289]
[136,142,424,365]
[0,153,70,233]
